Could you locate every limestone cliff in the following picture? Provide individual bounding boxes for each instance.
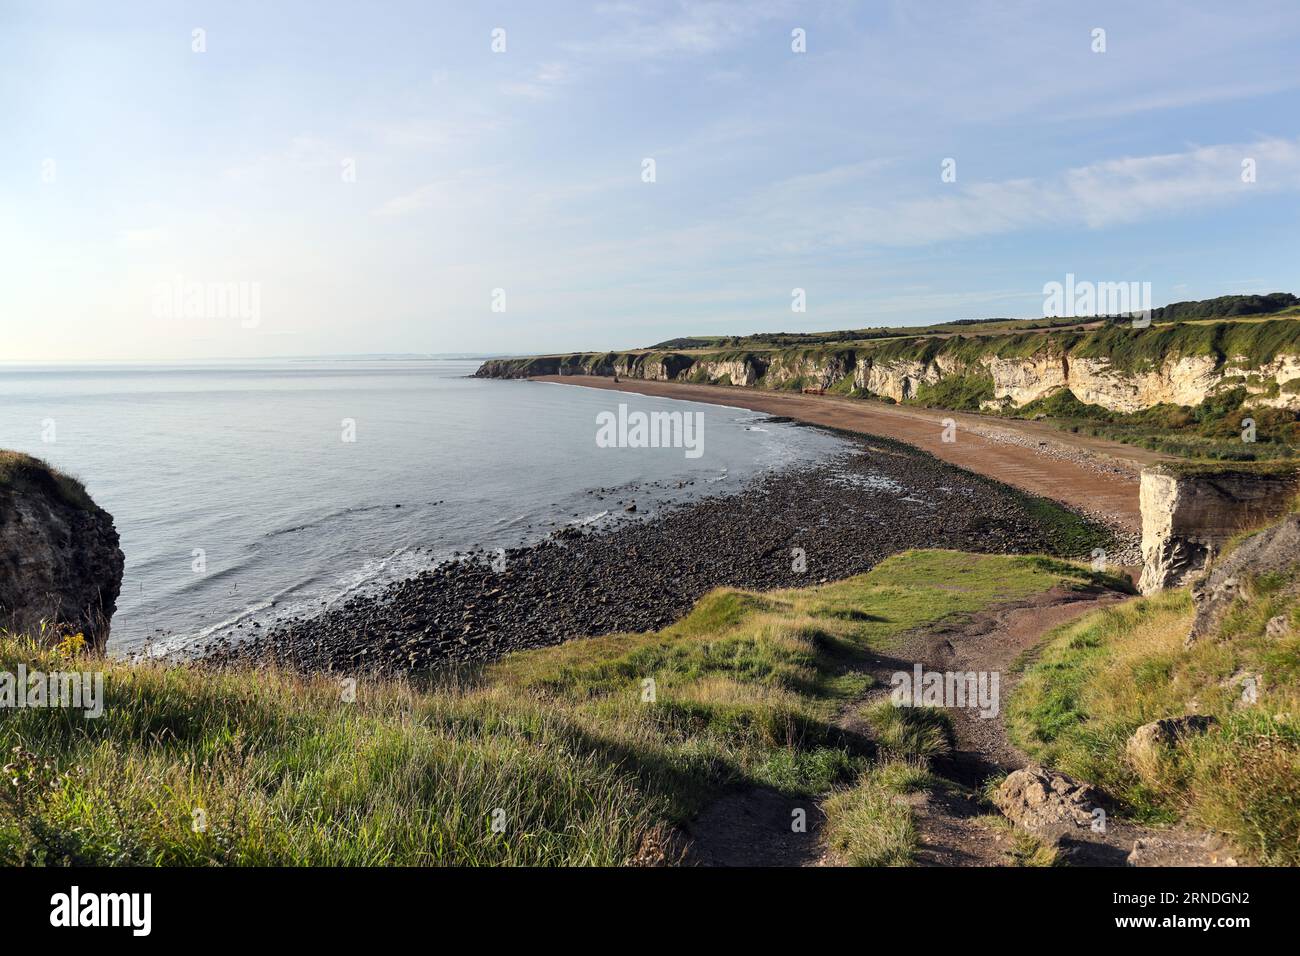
[0,453,125,650]
[475,319,1300,415]
[1137,463,1299,594]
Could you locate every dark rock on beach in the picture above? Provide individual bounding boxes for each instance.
[209,436,1110,675]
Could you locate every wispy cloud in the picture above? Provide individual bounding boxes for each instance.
[744,136,1300,249]
[573,0,796,59]
[501,61,574,99]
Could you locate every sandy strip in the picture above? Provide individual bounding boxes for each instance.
[531,375,1167,533]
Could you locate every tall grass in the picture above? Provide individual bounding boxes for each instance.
[1,551,1109,866]
[1007,576,1300,864]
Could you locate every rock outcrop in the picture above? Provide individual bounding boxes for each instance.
[1186,512,1300,644]
[684,356,768,387]
[0,453,124,650]
[1138,465,1300,595]
[1126,715,1218,763]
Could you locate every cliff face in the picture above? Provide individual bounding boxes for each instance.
[475,320,1300,415]
[0,453,125,650]
[1137,464,1300,594]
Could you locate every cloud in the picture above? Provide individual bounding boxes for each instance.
[501,61,574,99]
[574,0,796,60]
[747,136,1300,249]
[372,167,507,218]
[374,182,448,217]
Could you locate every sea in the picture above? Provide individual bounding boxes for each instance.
[0,360,850,655]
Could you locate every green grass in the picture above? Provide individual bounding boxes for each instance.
[1009,387,1300,461]
[974,813,1061,866]
[908,372,996,411]
[1,550,1115,866]
[0,452,96,512]
[1007,571,1300,864]
[821,761,919,866]
[858,702,954,761]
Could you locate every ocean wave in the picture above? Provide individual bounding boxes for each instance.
[264,502,394,538]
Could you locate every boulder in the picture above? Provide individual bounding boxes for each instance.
[1126,715,1218,765]
[0,454,124,651]
[1187,514,1300,645]
[1266,614,1292,639]
[992,765,1099,840]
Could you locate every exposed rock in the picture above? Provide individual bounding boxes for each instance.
[1128,833,1238,867]
[1187,513,1300,643]
[1138,468,1300,596]
[0,454,124,650]
[1126,716,1218,768]
[1266,614,1292,638]
[208,438,1109,674]
[686,357,768,387]
[476,322,1300,414]
[982,353,1069,408]
[765,350,855,391]
[992,766,1100,840]
[1221,670,1263,708]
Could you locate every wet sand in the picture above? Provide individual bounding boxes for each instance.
[533,375,1167,533]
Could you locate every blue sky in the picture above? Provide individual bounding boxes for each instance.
[3,0,1299,361]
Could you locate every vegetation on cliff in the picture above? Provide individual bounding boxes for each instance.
[1010,386,1300,461]
[1008,516,1300,865]
[0,452,95,512]
[479,314,1300,462]
[646,293,1299,352]
[1,551,1111,866]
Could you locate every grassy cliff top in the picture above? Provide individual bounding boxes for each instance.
[482,316,1300,381]
[0,550,1115,866]
[1153,459,1300,480]
[0,451,96,511]
[647,292,1299,352]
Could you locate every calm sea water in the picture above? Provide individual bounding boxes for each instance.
[0,360,848,654]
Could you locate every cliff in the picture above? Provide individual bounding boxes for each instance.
[1137,461,1300,594]
[476,320,1300,416]
[0,452,125,650]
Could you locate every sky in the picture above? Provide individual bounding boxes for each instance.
[2,0,1299,362]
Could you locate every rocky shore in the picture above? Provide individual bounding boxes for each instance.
[205,430,1116,675]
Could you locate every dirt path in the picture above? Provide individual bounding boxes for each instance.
[843,586,1234,866]
[532,375,1166,533]
[683,789,828,867]
[841,586,1123,866]
[683,587,1235,867]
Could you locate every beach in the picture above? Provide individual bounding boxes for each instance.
[214,421,1122,674]
[531,375,1167,533]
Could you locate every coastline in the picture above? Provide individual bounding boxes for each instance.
[529,374,1164,533]
[210,426,1122,675]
